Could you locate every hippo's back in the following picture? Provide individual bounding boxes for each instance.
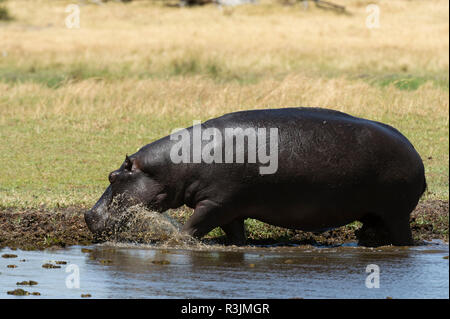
[204,107,423,182]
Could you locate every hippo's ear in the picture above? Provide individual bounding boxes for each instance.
[124,154,132,170]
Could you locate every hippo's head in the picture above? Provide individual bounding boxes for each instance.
[84,155,168,235]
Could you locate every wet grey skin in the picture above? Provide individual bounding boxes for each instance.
[85,107,426,246]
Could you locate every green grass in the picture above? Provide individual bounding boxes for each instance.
[0,113,189,208]
[2,58,448,91]
[367,73,449,91]
[1,108,448,209]
[0,60,261,88]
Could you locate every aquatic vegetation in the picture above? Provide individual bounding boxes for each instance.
[42,263,61,269]
[16,280,38,286]
[7,289,29,296]
[2,254,17,258]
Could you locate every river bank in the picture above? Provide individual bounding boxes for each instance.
[0,200,447,250]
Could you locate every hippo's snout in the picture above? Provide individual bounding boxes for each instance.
[84,209,107,234]
[84,185,112,234]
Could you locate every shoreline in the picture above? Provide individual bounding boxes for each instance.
[0,200,447,250]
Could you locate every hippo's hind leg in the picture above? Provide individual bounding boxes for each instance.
[358,209,413,246]
[382,213,413,246]
[357,214,390,246]
[379,198,417,246]
[221,218,246,246]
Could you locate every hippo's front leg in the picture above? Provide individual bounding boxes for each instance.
[182,199,245,245]
[221,218,246,246]
[182,199,223,238]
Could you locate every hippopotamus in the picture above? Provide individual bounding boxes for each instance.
[84,107,426,246]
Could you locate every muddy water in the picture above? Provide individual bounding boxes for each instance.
[0,241,448,299]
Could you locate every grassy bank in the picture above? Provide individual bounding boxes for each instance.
[0,0,448,218]
[0,200,447,250]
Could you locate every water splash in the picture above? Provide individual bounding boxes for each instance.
[98,203,199,247]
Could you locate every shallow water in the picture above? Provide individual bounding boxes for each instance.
[1,241,448,299]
